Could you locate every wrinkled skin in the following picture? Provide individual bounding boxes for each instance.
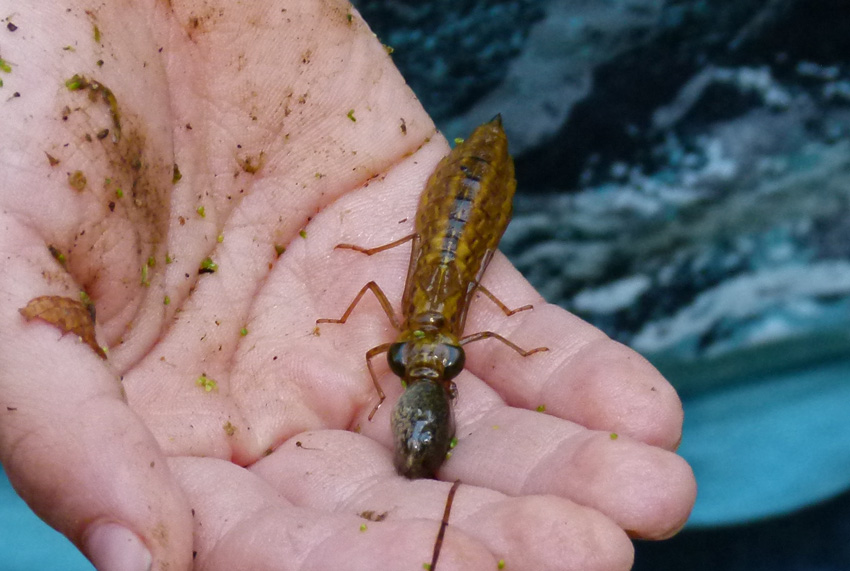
[0,1,696,570]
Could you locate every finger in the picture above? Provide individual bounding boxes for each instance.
[443,385,696,540]
[461,287,685,450]
[1,2,195,565]
[251,430,635,570]
[170,456,496,571]
[0,246,193,570]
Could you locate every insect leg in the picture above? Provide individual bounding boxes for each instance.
[459,330,548,356]
[316,281,401,330]
[318,234,419,328]
[366,342,393,420]
[429,479,461,571]
[475,284,534,316]
[335,232,416,255]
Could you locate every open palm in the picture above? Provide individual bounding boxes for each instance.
[0,1,695,569]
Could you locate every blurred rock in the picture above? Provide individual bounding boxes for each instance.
[353,0,545,121]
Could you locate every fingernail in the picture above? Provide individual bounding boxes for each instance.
[85,522,152,571]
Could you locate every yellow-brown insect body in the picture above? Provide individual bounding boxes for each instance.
[401,117,516,339]
[390,116,516,478]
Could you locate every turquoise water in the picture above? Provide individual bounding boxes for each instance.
[678,357,850,525]
[0,469,92,570]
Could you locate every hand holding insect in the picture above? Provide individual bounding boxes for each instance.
[1,1,695,569]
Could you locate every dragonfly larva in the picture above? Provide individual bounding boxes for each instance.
[318,115,547,478]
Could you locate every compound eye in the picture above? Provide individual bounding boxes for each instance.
[442,345,465,380]
[387,342,407,377]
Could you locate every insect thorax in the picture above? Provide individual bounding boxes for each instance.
[388,312,465,383]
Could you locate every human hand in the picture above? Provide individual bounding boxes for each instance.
[0,1,696,569]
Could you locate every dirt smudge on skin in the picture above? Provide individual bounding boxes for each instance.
[51,71,173,341]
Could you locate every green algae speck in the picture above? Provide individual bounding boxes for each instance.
[196,373,218,392]
[199,257,218,273]
[610,432,618,440]
[48,245,66,265]
[65,74,84,90]
[217,234,224,243]
[240,327,248,336]
[115,188,123,198]
[172,164,182,183]
[347,109,356,122]
[274,244,286,256]
[163,295,170,305]
[196,205,205,218]
[498,559,505,569]
[536,404,546,412]
[359,523,367,532]
[299,230,307,239]
[0,58,12,73]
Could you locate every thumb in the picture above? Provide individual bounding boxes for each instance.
[0,288,192,570]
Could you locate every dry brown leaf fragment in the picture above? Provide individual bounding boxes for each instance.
[18,295,107,359]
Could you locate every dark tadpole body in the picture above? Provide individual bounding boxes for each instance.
[390,379,456,479]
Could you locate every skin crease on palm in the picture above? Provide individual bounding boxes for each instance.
[0,1,696,570]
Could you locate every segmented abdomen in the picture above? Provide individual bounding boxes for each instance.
[402,117,516,334]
